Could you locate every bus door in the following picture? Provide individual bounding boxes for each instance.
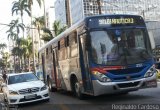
[41,54,46,84]
[79,34,93,93]
[53,48,63,89]
[52,49,58,88]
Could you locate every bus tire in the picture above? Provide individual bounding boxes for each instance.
[74,79,84,100]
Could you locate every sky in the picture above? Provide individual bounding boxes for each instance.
[0,0,13,44]
[0,0,55,47]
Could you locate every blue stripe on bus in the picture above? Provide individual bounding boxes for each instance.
[90,59,154,81]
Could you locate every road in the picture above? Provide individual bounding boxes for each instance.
[0,83,160,110]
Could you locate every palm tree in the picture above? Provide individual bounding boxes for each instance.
[18,37,32,71]
[53,21,67,36]
[6,31,18,41]
[12,46,23,72]
[32,16,45,47]
[22,37,32,71]
[7,19,25,39]
[6,19,25,72]
[12,0,31,24]
[1,52,10,71]
[0,43,7,51]
[41,27,53,41]
[41,21,67,42]
[12,0,30,37]
[22,0,43,72]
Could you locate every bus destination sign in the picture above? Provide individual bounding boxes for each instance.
[99,18,134,25]
[88,15,144,28]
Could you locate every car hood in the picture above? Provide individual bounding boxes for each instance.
[8,80,44,91]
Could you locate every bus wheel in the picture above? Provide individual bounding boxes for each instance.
[74,79,84,100]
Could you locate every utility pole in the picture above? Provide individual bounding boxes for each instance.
[43,0,47,28]
[142,10,145,19]
[65,0,72,27]
[97,0,102,14]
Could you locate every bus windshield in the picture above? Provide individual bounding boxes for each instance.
[90,28,152,66]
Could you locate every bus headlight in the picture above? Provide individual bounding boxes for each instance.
[92,71,111,82]
[144,65,156,78]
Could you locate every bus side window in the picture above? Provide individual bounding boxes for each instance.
[46,48,48,55]
[58,38,66,60]
[69,32,78,58]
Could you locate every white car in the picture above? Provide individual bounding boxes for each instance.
[35,71,44,81]
[2,72,49,105]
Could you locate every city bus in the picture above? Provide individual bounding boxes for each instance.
[38,14,157,99]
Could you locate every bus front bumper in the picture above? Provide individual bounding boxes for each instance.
[92,75,157,96]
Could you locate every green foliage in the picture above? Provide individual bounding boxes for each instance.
[0,52,10,69]
[41,20,67,42]
[0,43,7,50]
[32,16,45,27]
[53,20,67,36]
[6,19,25,41]
[12,0,31,17]
[12,37,32,57]
[22,0,42,10]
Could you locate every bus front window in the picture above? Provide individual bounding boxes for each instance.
[90,29,152,66]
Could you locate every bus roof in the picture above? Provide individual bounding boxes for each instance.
[38,14,143,53]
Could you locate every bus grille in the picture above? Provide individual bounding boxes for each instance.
[108,67,145,75]
[113,75,142,81]
[19,87,40,94]
[117,81,140,88]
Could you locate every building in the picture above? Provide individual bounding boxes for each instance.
[55,0,160,26]
[146,21,160,62]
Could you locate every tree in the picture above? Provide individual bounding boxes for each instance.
[41,21,67,42]
[12,0,31,23]
[6,19,25,39]
[22,0,43,72]
[19,37,32,71]
[1,52,10,71]
[53,21,67,36]
[6,31,18,41]
[32,16,45,47]
[0,43,7,51]
[6,19,25,72]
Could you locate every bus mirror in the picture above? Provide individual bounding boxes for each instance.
[148,31,155,49]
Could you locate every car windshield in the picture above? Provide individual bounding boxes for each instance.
[36,72,44,79]
[8,73,39,85]
[90,28,152,66]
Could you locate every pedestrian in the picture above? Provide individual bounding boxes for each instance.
[2,70,7,82]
